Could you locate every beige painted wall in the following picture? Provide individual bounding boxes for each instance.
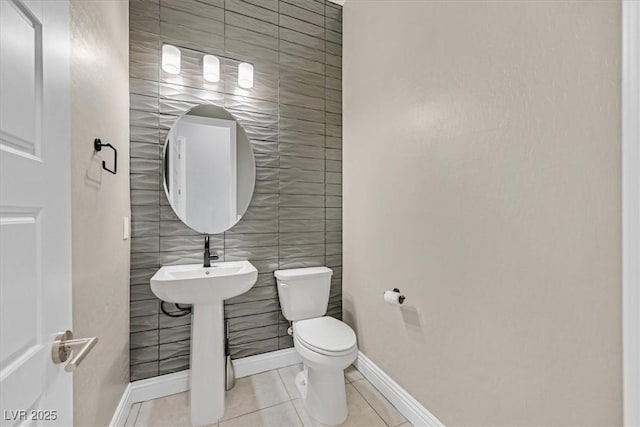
[343,1,621,425]
[70,1,130,425]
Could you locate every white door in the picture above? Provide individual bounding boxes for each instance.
[0,0,73,425]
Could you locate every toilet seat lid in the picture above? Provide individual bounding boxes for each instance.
[295,317,357,355]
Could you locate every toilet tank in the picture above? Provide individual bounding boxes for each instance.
[274,267,333,321]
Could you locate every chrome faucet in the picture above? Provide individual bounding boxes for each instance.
[203,235,219,267]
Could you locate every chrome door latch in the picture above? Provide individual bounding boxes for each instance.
[51,330,98,372]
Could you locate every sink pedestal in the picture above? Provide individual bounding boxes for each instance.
[190,302,224,425]
[149,261,258,426]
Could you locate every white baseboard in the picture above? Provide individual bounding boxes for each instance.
[108,382,134,427]
[232,348,300,378]
[354,351,444,427]
[110,348,442,427]
[109,348,300,426]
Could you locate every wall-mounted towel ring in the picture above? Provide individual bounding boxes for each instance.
[94,138,117,175]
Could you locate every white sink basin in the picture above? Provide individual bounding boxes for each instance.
[150,261,258,426]
[150,261,257,304]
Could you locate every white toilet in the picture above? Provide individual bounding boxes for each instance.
[274,267,357,425]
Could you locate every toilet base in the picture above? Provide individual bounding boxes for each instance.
[296,366,348,425]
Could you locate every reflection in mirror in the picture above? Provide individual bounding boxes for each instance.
[163,105,255,234]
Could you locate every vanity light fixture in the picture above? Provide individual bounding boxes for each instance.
[238,62,254,89]
[161,44,181,74]
[203,55,220,82]
[162,44,254,89]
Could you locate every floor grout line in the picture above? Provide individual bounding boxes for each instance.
[349,376,393,427]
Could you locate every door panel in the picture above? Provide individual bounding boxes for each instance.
[0,0,72,425]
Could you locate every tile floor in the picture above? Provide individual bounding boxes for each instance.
[126,364,412,427]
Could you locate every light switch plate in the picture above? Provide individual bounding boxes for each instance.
[123,217,130,240]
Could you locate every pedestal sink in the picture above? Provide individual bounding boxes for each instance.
[150,261,258,426]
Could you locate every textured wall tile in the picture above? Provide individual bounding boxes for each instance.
[225,233,279,248]
[160,22,225,51]
[280,40,325,64]
[279,131,325,148]
[326,172,342,185]
[131,252,160,270]
[282,0,324,15]
[161,6,224,35]
[131,94,159,113]
[326,254,342,268]
[160,235,204,252]
[159,339,190,360]
[278,335,293,349]
[161,0,224,22]
[131,361,159,381]
[279,28,325,52]
[226,0,278,24]
[226,11,278,38]
[229,337,278,358]
[131,299,159,318]
[228,311,279,332]
[280,244,325,259]
[325,219,342,232]
[278,15,324,39]
[131,221,160,238]
[326,159,341,172]
[226,25,278,51]
[280,156,324,171]
[159,356,190,375]
[279,143,324,159]
[325,87,341,103]
[225,299,280,318]
[160,250,214,265]
[131,314,159,333]
[280,181,324,195]
[326,195,342,208]
[248,259,280,273]
[226,39,278,64]
[159,324,191,344]
[131,284,156,302]
[131,346,159,365]
[325,231,341,244]
[228,325,278,346]
[279,232,325,246]
[253,273,276,287]
[131,330,159,350]
[280,104,324,124]
[159,312,192,329]
[279,52,324,75]
[280,91,324,112]
[280,169,324,184]
[279,207,324,220]
[280,2,324,26]
[226,219,278,234]
[278,256,325,269]
[326,207,342,220]
[279,219,324,233]
[159,221,200,237]
[226,285,278,305]
[325,17,341,34]
[243,0,278,12]
[130,0,342,380]
[226,246,279,261]
[326,243,342,256]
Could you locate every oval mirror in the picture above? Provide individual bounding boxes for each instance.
[163,105,255,234]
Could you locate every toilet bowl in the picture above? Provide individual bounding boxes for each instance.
[274,267,358,425]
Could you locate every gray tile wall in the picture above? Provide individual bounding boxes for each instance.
[129,0,342,381]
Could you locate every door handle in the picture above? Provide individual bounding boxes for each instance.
[51,330,98,372]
